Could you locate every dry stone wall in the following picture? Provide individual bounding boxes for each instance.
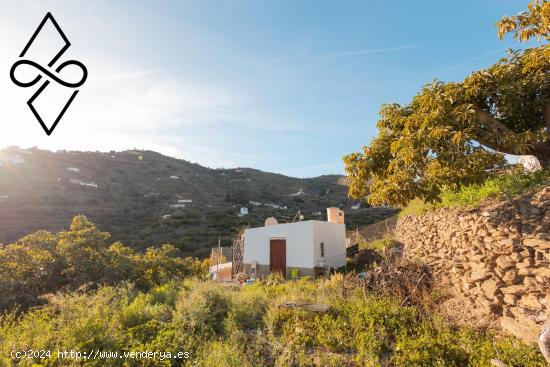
[396,186,550,344]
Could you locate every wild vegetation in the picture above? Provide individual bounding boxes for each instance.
[0,215,208,311]
[0,218,547,366]
[399,166,550,217]
[344,0,550,206]
[0,275,547,366]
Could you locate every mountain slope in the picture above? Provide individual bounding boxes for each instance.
[0,147,382,256]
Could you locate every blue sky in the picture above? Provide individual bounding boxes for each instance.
[0,0,532,177]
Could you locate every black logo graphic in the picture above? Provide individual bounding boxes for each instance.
[10,12,87,135]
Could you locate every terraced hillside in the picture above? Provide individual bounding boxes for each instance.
[0,147,388,257]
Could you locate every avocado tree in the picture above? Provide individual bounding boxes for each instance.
[344,0,550,206]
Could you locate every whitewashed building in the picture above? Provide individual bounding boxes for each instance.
[243,208,346,278]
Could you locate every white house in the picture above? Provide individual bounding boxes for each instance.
[67,167,80,172]
[170,203,186,208]
[239,207,249,216]
[242,208,346,278]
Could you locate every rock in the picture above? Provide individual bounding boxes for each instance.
[523,276,539,288]
[503,294,517,305]
[518,294,542,311]
[501,269,519,286]
[496,255,515,271]
[499,238,515,247]
[534,267,550,277]
[523,238,550,250]
[518,267,535,276]
[481,279,499,298]
[510,252,523,262]
[516,259,535,269]
[500,285,526,296]
[471,266,492,282]
[500,315,540,343]
[490,359,508,367]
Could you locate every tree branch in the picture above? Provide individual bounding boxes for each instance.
[472,104,516,136]
[543,102,550,140]
[471,104,518,154]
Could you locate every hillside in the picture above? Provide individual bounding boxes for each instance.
[0,147,390,256]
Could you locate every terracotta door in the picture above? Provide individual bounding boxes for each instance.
[269,239,286,277]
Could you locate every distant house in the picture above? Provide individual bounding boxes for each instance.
[239,207,249,216]
[0,155,25,166]
[243,208,346,278]
[69,179,98,188]
[81,181,98,188]
[170,204,186,208]
[351,203,361,210]
[162,214,171,220]
[0,195,8,199]
[170,175,179,179]
[289,189,305,196]
[67,167,80,172]
[178,199,193,203]
[249,201,262,206]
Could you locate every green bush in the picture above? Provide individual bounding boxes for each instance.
[400,167,550,217]
[0,277,546,366]
[174,281,231,336]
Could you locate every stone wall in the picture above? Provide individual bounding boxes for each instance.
[395,186,550,343]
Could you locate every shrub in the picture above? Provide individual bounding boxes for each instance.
[400,167,550,216]
[174,281,231,337]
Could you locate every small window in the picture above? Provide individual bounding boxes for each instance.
[320,242,325,257]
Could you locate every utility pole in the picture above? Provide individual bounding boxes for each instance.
[216,237,221,275]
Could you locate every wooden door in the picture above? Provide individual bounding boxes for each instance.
[269,239,286,277]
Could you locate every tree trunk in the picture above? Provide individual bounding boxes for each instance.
[531,141,550,168]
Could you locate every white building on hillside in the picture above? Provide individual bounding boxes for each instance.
[242,208,346,278]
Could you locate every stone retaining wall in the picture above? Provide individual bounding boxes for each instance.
[395,187,550,343]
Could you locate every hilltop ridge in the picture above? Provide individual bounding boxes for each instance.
[0,147,392,256]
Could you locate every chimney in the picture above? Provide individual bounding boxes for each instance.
[326,207,344,224]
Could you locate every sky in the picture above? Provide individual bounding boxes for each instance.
[0,0,534,177]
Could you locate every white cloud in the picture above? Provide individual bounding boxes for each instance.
[320,44,419,59]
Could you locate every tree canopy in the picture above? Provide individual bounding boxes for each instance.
[344,0,550,206]
[0,215,208,311]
